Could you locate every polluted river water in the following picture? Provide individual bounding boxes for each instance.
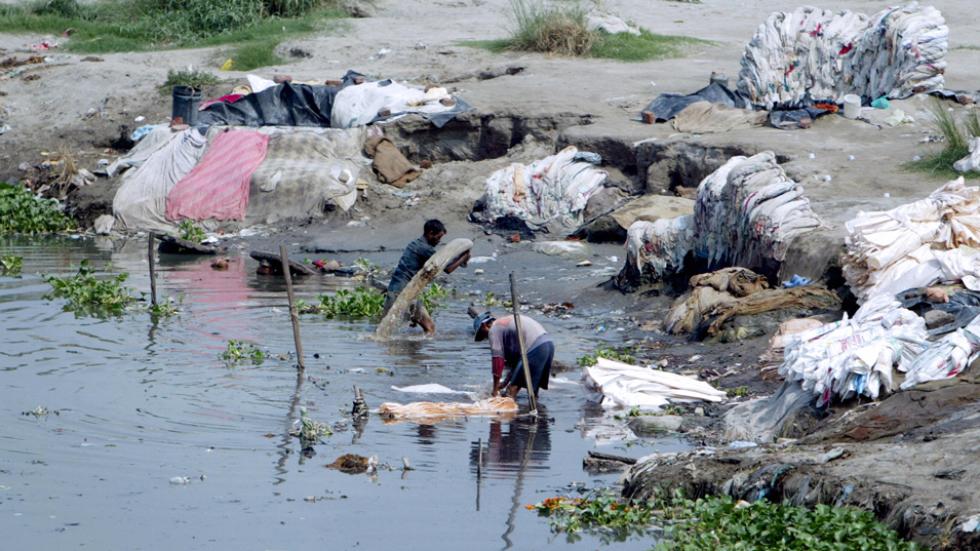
[0,235,690,550]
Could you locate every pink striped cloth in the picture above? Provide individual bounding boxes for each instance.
[166,129,270,222]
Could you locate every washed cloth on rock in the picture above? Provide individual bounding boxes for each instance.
[248,128,364,224]
[166,129,270,222]
[738,3,948,109]
[479,146,607,232]
[112,128,208,233]
[620,151,822,287]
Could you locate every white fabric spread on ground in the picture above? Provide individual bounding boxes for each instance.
[105,125,173,178]
[738,2,948,109]
[843,177,980,303]
[331,81,454,128]
[583,357,726,411]
[112,128,209,233]
[625,151,822,281]
[481,146,607,231]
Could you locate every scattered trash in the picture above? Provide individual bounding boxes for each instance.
[870,97,890,110]
[782,274,812,288]
[728,440,758,449]
[169,476,191,485]
[326,453,372,474]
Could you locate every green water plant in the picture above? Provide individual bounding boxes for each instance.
[43,260,135,317]
[530,490,920,549]
[221,339,265,364]
[297,407,331,443]
[177,220,207,243]
[148,297,180,318]
[654,495,921,550]
[0,255,23,276]
[0,183,74,235]
[302,287,386,318]
[576,345,635,367]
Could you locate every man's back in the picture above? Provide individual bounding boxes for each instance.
[387,236,436,297]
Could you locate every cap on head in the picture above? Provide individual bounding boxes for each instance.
[473,311,494,341]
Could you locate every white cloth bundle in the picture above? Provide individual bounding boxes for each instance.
[738,2,948,109]
[583,357,726,411]
[481,146,607,231]
[843,177,980,302]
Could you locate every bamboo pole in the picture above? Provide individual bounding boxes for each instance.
[279,245,305,371]
[148,233,157,307]
[509,272,537,415]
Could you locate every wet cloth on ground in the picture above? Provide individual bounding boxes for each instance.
[583,357,726,411]
[166,129,270,222]
[112,127,208,233]
[378,397,518,422]
[331,80,470,129]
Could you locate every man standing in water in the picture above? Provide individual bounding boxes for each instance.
[383,219,469,335]
[473,312,554,400]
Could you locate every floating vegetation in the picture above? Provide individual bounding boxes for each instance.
[0,183,74,235]
[177,219,207,243]
[43,260,135,317]
[220,339,265,365]
[0,255,23,276]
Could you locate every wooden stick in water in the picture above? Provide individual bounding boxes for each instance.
[148,233,157,307]
[279,245,305,371]
[509,272,538,416]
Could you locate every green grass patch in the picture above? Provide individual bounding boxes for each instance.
[906,99,980,179]
[590,29,709,62]
[460,0,707,62]
[0,183,75,235]
[0,1,347,69]
[43,260,135,317]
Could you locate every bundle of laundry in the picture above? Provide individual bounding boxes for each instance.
[778,290,980,406]
[664,267,839,339]
[474,146,608,233]
[619,152,823,288]
[331,79,471,129]
[842,177,980,303]
[583,357,726,411]
[738,3,948,109]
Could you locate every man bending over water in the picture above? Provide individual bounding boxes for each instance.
[473,312,554,400]
[382,219,469,335]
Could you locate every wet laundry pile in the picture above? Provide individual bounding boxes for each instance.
[778,291,980,406]
[620,152,822,289]
[583,357,726,411]
[738,3,948,109]
[664,267,839,339]
[842,177,980,304]
[474,146,608,233]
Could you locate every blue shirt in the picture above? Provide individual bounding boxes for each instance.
[387,237,436,297]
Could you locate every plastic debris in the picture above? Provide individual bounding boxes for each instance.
[782,274,812,288]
